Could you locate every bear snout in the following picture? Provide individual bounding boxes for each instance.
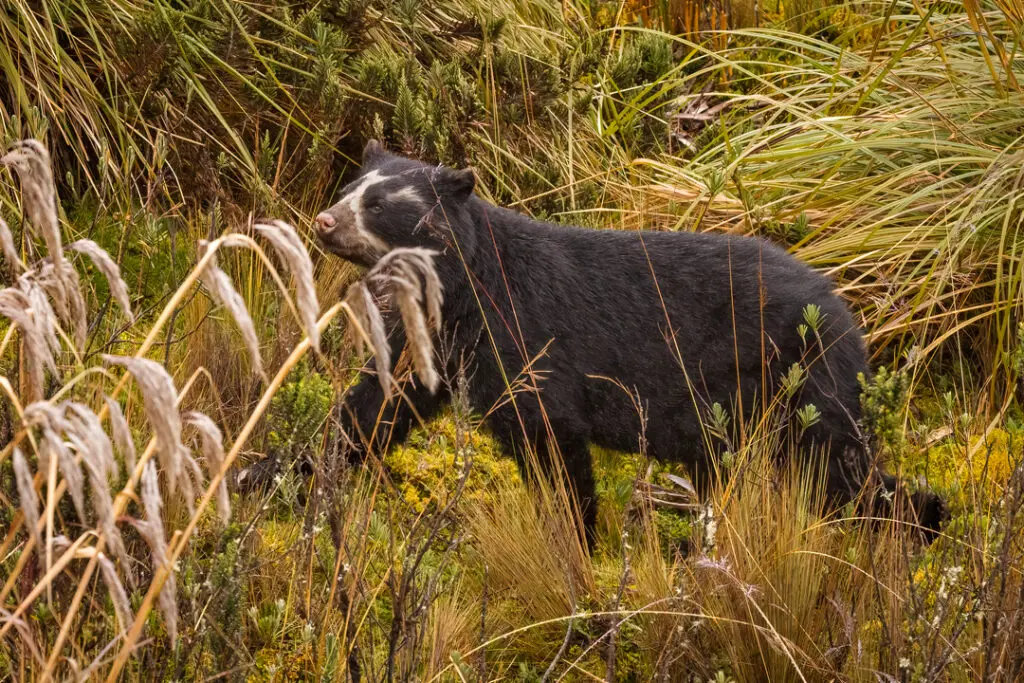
[313,203,387,267]
[314,212,336,232]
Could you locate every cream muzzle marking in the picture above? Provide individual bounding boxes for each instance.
[315,171,433,264]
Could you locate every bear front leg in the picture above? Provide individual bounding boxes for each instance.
[493,421,598,550]
[336,331,449,461]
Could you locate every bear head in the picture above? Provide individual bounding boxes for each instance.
[313,140,477,268]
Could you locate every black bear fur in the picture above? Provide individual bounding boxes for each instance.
[314,141,944,543]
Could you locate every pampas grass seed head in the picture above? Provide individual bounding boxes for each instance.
[253,220,320,352]
[197,242,266,381]
[0,216,23,273]
[105,395,137,473]
[1,139,62,265]
[66,239,134,323]
[13,447,42,552]
[102,355,186,497]
[185,411,231,525]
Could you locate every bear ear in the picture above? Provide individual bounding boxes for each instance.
[362,139,385,166]
[441,167,475,202]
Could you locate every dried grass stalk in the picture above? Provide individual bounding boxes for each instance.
[0,288,57,401]
[185,411,230,525]
[97,552,134,634]
[13,448,42,551]
[0,216,23,272]
[253,220,320,352]
[67,239,134,323]
[102,355,186,497]
[197,242,266,381]
[0,139,62,264]
[105,395,137,473]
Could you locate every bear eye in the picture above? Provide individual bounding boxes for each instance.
[370,205,384,215]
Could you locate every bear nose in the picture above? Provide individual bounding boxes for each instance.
[314,212,336,233]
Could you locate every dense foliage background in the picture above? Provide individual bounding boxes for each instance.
[2,0,1024,680]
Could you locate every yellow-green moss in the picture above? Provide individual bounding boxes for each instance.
[920,428,1022,495]
[384,414,522,513]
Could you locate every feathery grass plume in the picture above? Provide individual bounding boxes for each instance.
[57,260,88,350]
[196,241,266,381]
[0,287,57,401]
[24,401,87,522]
[66,239,134,323]
[185,411,230,525]
[48,538,130,640]
[17,275,61,357]
[0,139,62,265]
[102,355,185,497]
[65,401,118,480]
[177,450,203,517]
[343,280,393,397]
[29,259,88,351]
[13,448,42,552]
[130,461,177,644]
[105,395,137,472]
[97,552,134,635]
[374,247,443,331]
[253,220,320,352]
[365,247,443,393]
[0,216,23,273]
[65,401,134,587]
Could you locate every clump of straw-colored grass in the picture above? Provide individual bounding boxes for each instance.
[0,137,336,673]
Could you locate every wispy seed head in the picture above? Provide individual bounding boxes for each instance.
[185,411,230,525]
[104,395,137,473]
[197,242,266,382]
[253,220,320,353]
[0,139,62,265]
[66,239,134,323]
[13,448,42,552]
[102,355,185,498]
[0,216,23,273]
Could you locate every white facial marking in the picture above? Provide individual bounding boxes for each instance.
[338,170,390,253]
[386,187,427,208]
